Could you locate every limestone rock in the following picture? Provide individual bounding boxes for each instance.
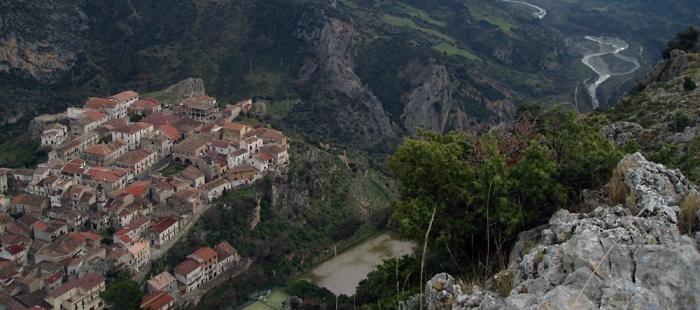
[424,153,700,309]
[163,78,206,98]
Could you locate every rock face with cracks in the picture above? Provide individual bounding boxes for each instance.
[425,153,700,309]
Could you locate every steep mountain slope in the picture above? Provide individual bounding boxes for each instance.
[1,0,698,150]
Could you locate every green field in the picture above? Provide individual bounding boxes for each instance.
[432,42,480,60]
[381,14,454,43]
[141,91,182,104]
[242,301,272,310]
[469,7,518,37]
[396,3,447,27]
[0,134,46,168]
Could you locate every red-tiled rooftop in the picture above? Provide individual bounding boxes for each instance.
[148,216,178,233]
[110,90,139,102]
[46,273,105,299]
[191,247,217,262]
[141,113,180,125]
[83,109,109,121]
[141,291,175,310]
[132,98,159,108]
[174,258,200,275]
[84,97,117,109]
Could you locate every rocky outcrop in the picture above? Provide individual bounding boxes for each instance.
[294,7,397,147]
[401,62,453,135]
[643,50,698,85]
[424,153,700,309]
[163,78,206,98]
[0,2,87,81]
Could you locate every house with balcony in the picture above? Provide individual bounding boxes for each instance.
[174,258,201,293]
[214,241,240,275]
[186,247,217,284]
[44,273,106,310]
[114,148,158,175]
[81,139,128,167]
[144,216,179,248]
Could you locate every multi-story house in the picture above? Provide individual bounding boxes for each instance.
[226,149,250,168]
[247,127,287,146]
[249,152,273,172]
[142,134,174,158]
[128,238,151,273]
[114,148,158,175]
[201,178,231,202]
[174,258,202,293]
[72,110,110,135]
[179,166,205,188]
[44,273,106,310]
[170,189,203,214]
[11,194,49,214]
[41,123,69,149]
[144,216,179,248]
[207,139,237,156]
[33,218,68,243]
[80,168,127,192]
[150,182,174,205]
[111,124,151,150]
[239,136,263,154]
[146,271,178,295]
[214,241,240,275]
[141,113,180,126]
[173,134,213,165]
[226,164,260,187]
[53,132,99,161]
[82,139,128,166]
[220,122,252,142]
[187,247,217,283]
[129,98,161,116]
[170,117,203,138]
[260,143,289,165]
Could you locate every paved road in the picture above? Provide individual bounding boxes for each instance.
[136,155,172,181]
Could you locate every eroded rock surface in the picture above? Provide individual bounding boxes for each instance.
[425,153,700,310]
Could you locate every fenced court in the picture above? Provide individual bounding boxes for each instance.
[241,289,291,310]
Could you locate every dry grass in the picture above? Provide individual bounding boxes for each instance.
[680,193,700,236]
[493,271,515,298]
[610,165,631,205]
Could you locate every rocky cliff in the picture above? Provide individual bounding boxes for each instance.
[424,153,700,309]
[0,1,86,81]
[293,7,398,147]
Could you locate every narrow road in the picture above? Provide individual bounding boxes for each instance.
[500,0,546,19]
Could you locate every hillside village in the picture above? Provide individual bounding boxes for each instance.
[0,90,289,309]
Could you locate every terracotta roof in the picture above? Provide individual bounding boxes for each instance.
[125,181,152,198]
[176,134,213,151]
[135,122,153,130]
[132,98,160,108]
[147,271,177,290]
[0,291,28,310]
[87,170,122,183]
[148,216,178,233]
[126,216,151,230]
[41,131,58,137]
[83,144,114,156]
[120,235,133,244]
[191,247,217,262]
[45,272,62,284]
[109,90,139,102]
[171,117,202,133]
[0,213,14,225]
[195,94,216,102]
[12,194,47,206]
[209,139,232,149]
[128,242,146,255]
[46,273,104,299]
[7,225,28,236]
[114,229,130,236]
[141,113,180,125]
[141,291,175,310]
[249,127,285,140]
[3,244,25,255]
[201,123,218,132]
[79,232,101,241]
[83,110,109,121]
[33,166,49,176]
[214,241,238,260]
[174,258,200,276]
[113,124,144,134]
[172,188,199,200]
[230,163,256,173]
[33,221,48,231]
[256,152,274,161]
[180,166,204,180]
[70,232,87,242]
[221,122,248,131]
[204,178,229,190]
[84,97,117,109]
[116,149,156,165]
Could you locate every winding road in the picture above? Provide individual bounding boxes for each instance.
[501,0,546,19]
[580,36,640,108]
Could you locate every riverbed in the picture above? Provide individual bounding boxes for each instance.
[293,232,418,296]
